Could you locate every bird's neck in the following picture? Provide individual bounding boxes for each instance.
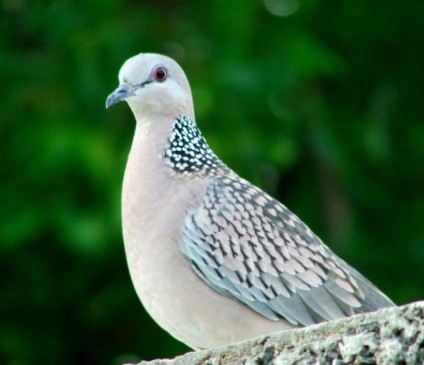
[127,114,230,183]
[122,115,210,276]
[163,115,230,178]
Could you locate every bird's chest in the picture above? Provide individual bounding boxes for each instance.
[122,155,186,294]
[121,146,210,332]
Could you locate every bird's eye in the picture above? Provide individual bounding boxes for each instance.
[154,67,168,82]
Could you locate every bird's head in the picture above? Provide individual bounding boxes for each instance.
[106,53,194,122]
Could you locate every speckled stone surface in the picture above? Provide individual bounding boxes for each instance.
[134,301,424,365]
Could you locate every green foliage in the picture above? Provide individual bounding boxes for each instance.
[1,1,423,364]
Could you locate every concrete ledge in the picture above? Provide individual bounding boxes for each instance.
[135,301,424,365]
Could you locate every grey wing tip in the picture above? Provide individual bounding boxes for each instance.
[347,265,395,311]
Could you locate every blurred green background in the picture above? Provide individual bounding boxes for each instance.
[1,0,423,364]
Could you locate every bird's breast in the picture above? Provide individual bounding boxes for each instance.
[121,129,213,339]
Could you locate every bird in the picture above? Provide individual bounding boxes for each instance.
[106,53,394,350]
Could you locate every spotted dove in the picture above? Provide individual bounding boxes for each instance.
[106,53,394,350]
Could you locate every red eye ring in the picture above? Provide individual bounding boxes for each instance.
[154,66,168,82]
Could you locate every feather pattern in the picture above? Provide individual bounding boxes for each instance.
[181,165,393,326]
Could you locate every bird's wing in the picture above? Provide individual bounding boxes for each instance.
[181,175,393,325]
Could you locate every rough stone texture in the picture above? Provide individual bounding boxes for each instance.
[133,301,424,365]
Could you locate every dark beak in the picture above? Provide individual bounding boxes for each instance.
[106,85,138,108]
